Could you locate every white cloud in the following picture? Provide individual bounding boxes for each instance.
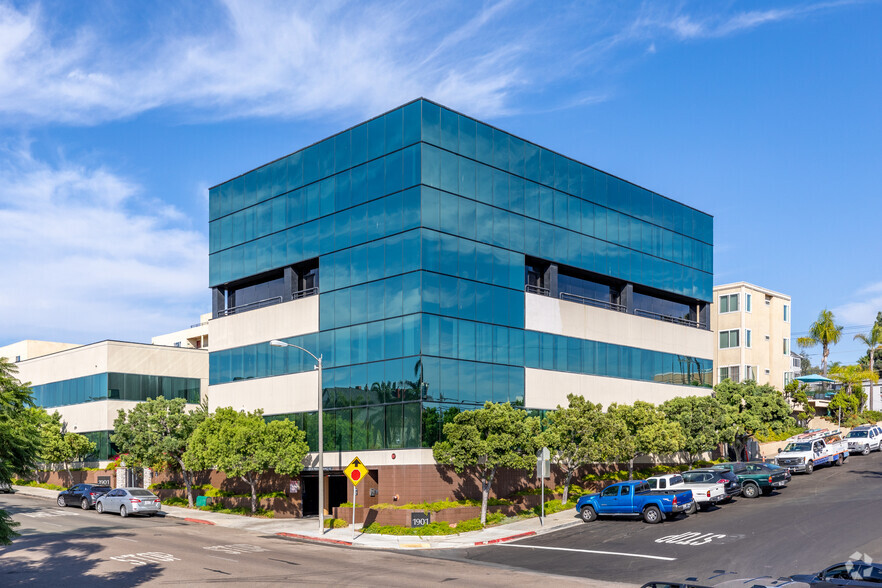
[0,146,207,344]
[833,293,882,327]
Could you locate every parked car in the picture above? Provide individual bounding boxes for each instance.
[56,483,112,510]
[646,473,726,513]
[95,488,162,517]
[682,468,742,502]
[775,429,849,474]
[845,425,882,455]
[711,462,789,498]
[0,481,13,494]
[761,461,792,483]
[790,560,882,586]
[575,480,694,524]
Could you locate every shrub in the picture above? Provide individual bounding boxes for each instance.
[160,496,188,507]
[197,503,274,518]
[324,517,348,529]
[361,512,507,535]
[754,426,805,443]
[12,479,66,491]
[148,481,183,490]
[862,410,882,424]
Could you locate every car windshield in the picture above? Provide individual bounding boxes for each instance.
[847,431,868,438]
[682,472,709,483]
[129,490,157,498]
[783,442,812,452]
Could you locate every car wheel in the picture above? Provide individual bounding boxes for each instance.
[120,506,128,518]
[742,483,760,499]
[805,461,814,474]
[580,505,597,523]
[863,445,871,456]
[686,501,698,515]
[81,498,90,510]
[643,505,662,524]
[57,496,66,508]
[96,502,104,514]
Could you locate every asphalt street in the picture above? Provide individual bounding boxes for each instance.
[0,493,595,587]
[422,450,882,586]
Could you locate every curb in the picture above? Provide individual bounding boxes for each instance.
[276,532,353,546]
[474,530,536,546]
[184,518,216,525]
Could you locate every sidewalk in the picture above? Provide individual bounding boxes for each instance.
[11,484,583,550]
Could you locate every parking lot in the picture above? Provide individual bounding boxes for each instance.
[424,450,882,585]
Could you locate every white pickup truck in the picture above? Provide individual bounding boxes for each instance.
[646,473,727,513]
[775,429,848,474]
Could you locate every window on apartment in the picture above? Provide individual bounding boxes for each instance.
[719,329,740,349]
[719,365,740,382]
[783,338,790,355]
[745,329,752,348]
[784,372,793,386]
[746,294,752,312]
[783,304,789,322]
[719,293,739,313]
[745,365,756,381]
[793,357,801,369]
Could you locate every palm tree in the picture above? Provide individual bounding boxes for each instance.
[797,309,843,376]
[854,324,882,411]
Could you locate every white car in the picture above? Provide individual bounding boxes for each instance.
[95,488,162,517]
[846,425,882,455]
[646,473,726,513]
[0,481,13,494]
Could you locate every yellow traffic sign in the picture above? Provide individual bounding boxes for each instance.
[344,456,368,487]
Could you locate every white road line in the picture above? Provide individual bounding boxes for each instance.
[38,522,63,528]
[205,555,239,563]
[116,538,138,543]
[498,544,677,561]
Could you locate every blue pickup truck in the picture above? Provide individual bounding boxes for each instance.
[576,480,694,524]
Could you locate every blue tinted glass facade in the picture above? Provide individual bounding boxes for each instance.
[208,99,713,452]
[31,373,201,408]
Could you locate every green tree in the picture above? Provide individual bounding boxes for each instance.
[854,323,882,411]
[40,412,96,486]
[606,401,685,480]
[183,408,309,513]
[783,380,814,426]
[0,358,42,545]
[828,391,860,425]
[714,379,795,458]
[112,397,208,508]
[797,309,843,376]
[829,364,878,413]
[432,402,541,525]
[661,396,726,465]
[542,394,623,504]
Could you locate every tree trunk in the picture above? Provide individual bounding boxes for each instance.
[66,464,73,487]
[628,458,634,481]
[176,458,194,508]
[480,467,495,526]
[561,469,573,505]
[822,345,829,376]
[870,354,875,413]
[244,474,258,514]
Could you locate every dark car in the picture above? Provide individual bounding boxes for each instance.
[791,560,882,586]
[761,461,793,483]
[57,483,112,510]
[683,469,742,501]
[711,462,789,498]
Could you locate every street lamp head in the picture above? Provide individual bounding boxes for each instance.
[269,340,287,347]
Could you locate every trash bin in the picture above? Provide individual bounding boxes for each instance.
[195,496,211,507]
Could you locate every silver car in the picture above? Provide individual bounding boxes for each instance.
[846,426,882,455]
[95,488,162,517]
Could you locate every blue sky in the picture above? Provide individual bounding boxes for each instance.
[0,0,879,367]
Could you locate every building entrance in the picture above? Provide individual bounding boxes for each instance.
[328,475,348,511]
[301,474,318,517]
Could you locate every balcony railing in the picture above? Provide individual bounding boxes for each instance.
[292,286,319,300]
[525,284,550,296]
[634,309,705,329]
[223,296,283,316]
[559,291,627,313]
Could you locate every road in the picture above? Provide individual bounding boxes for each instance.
[422,450,882,585]
[0,493,595,587]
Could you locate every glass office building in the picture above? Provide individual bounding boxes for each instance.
[207,99,714,458]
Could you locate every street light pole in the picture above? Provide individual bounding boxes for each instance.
[270,340,324,534]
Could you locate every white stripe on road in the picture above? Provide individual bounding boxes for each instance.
[116,538,138,543]
[205,555,239,563]
[498,544,676,561]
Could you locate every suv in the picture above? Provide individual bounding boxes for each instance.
[57,484,112,510]
[846,425,882,455]
[682,469,742,502]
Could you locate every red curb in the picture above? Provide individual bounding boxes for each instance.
[474,531,536,546]
[184,518,216,525]
[275,532,353,546]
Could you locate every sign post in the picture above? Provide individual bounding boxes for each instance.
[537,447,550,525]
[344,457,368,535]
